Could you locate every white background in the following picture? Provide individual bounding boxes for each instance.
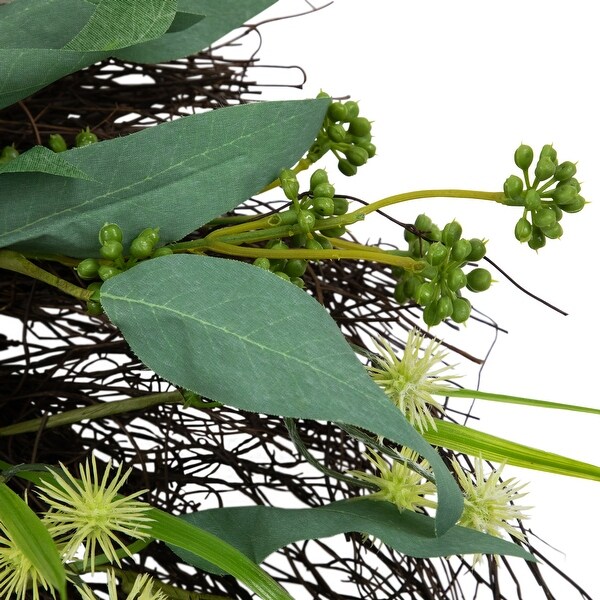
[248,1,600,598]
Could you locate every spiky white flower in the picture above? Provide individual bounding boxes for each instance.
[37,456,153,572]
[368,330,457,431]
[349,447,437,512]
[77,570,167,600]
[0,520,56,600]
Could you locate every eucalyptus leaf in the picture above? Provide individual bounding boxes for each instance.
[100,254,464,534]
[114,0,277,64]
[169,498,533,575]
[63,0,176,52]
[426,419,600,481]
[0,146,93,180]
[0,483,66,600]
[1,99,329,256]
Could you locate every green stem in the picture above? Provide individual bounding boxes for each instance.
[441,387,600,415]
[0,250,91,301]
[0,391,220,437]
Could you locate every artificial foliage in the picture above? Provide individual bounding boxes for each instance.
[0,1,597,599]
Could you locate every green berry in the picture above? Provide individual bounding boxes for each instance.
[48,134,68,153]
[452,297,471,323]
[403,276,420,300]
[524,189,542,211]
[467,239,486,261]
[427,242,448,266]
[327,124,347,143]
[316,90,331,99]
[337,159,358,176]
[77,258,100,280]
[332,197,349,215]
[344,101,360,120]
[87,281,102,302]
[446,267,467,292]
[86,300,103,316]
[436,296,454,321]
[152,247,173,257]
[442,221,462,247]
[306,238,323,251]
[554,161,576,181]
[450,239,472,263]
[423,302,442,327]
[310,169,329,190]
[561,194,585,213]
[534,156,556,181]
[416,282,436,305]
[273,271,291,282]
[415,214,433,233]
[129,237,154,259]
[1,145,19,161]
[540,144,557,162]
[314,235,333,250]
[99,223,123,245]
[466,268,492,292]
[138,227,160,246]
[313,196,335,216]
[98,265,121,281]
[348,117,371,137]
[322,224,346,237]
[514,144,534,171]
[280,168,299,201]
[541,222,563,239]
[290,277,305,288]
[267,240,288,250]
[552,183,578,206]
[514,217,532,243]
[297,209,316,234]
[100,240,123,261]
[532,207,556,229]
[312,182,335,198]
[284,259,307,278]
[527,226,546,250]
[290,233,308,248]
[75,127,98,147]
[393,281,408,304]
[409,238,429,258]
[327,102,348,122]
[360,142,377,158]
[345,146,369,167]
[503,175,524,203]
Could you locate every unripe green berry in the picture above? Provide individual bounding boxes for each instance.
[290,233,308,248]
[314,235,333,250]
[310,168,329,190]
[442,221,462,247]
[532,207,556,229]
[267,239,288,250]
[280,168,299,201]
[552,183,578,206]
[338,159,358,176]
[548,203,563,222]
[75,127,98,147]
[1,145,19,160]
[348,117,371,137]
[316,90,331,99]
[284,259,307,278]
[49,134,68,153]
[534,156,556,181]
[297,209,316,234]
[99,222,123,245]
[554,161,576,181]
[541,222,563,239]
[345,146,369,167]
[87,281,102,302]
[129,237,154,259]
[514,144,534,170]
[561,194,585,213]
[344,101,360,120]
[100,240,123,261]
[290,277,305,288]
[450,239,472,263]
[528,226,546,250]
[273,271,290,282]
[77,258,100,280]
[415,214,433,233]
[452,297,471,323]
[98,265,121,281]
[427,242,448,266]
[423,301,442,327]
[466,268,492,292]
[540,144,557,162]
[152,247,173,257]
[403,276,420,300]
[361,142,377,158]
[503,175,524,203]
[312,182,335,198]
[436,296,454,321]
[306,238,323,251]
[327,124,347,143]
[467,239,486,261]
[138,227,160,246]
[333,197,349,215]
[514,217,532,243]
[409,238,429,258]
[86,300,103,316]
[524,189,542,211]
[322,224,346,237]
[446,267,467,291]
[327,102,347,122]
[416,281,436,305]
[313,196,335,216]
[393,281,408,305]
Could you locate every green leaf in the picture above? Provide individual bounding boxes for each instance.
[425,419,600,481]
[0,146,93,179]
[149,508,293,600]
[63,0,177,52]
[0,482,66,600]
[100,255,464,535]
[169,498,533,575]
[1,99,329,256]
[114,0,278,64]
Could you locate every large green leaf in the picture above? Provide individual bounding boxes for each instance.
[0,146,92,179]
[169,498,533,575]
[114,0,278,64]
[425,419,600,481]
[0,483,66,600]
[1,99,328,256]
[63,0,176,51]
[100,255,464,535]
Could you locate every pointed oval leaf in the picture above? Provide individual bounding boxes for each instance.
[0,483,66,599]
[169,498,533,575]
[114,0,277,64]
[100,254,463,534]
[1,99,329,256]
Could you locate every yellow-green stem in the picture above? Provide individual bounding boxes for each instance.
[0,250,91,301]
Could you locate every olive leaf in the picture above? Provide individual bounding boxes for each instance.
[169,498,533,576]
[1,99,329,256]
[0,146,93,180]
[100,254,464,535]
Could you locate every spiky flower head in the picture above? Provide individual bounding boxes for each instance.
[349,447,437,513]
[0,520,55,600]
[453,457,531,561]
[77,570,167,600]
[368,330,457,431]
[37,456,153,572]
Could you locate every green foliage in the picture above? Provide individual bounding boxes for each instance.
[0,146,92,179]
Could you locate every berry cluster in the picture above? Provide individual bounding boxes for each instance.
[392,214,491,326]
[503,144,585,250]
[49,127,98,153]
[76,223,172,314]
[254,168,350,285]
[308,93,376,176]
